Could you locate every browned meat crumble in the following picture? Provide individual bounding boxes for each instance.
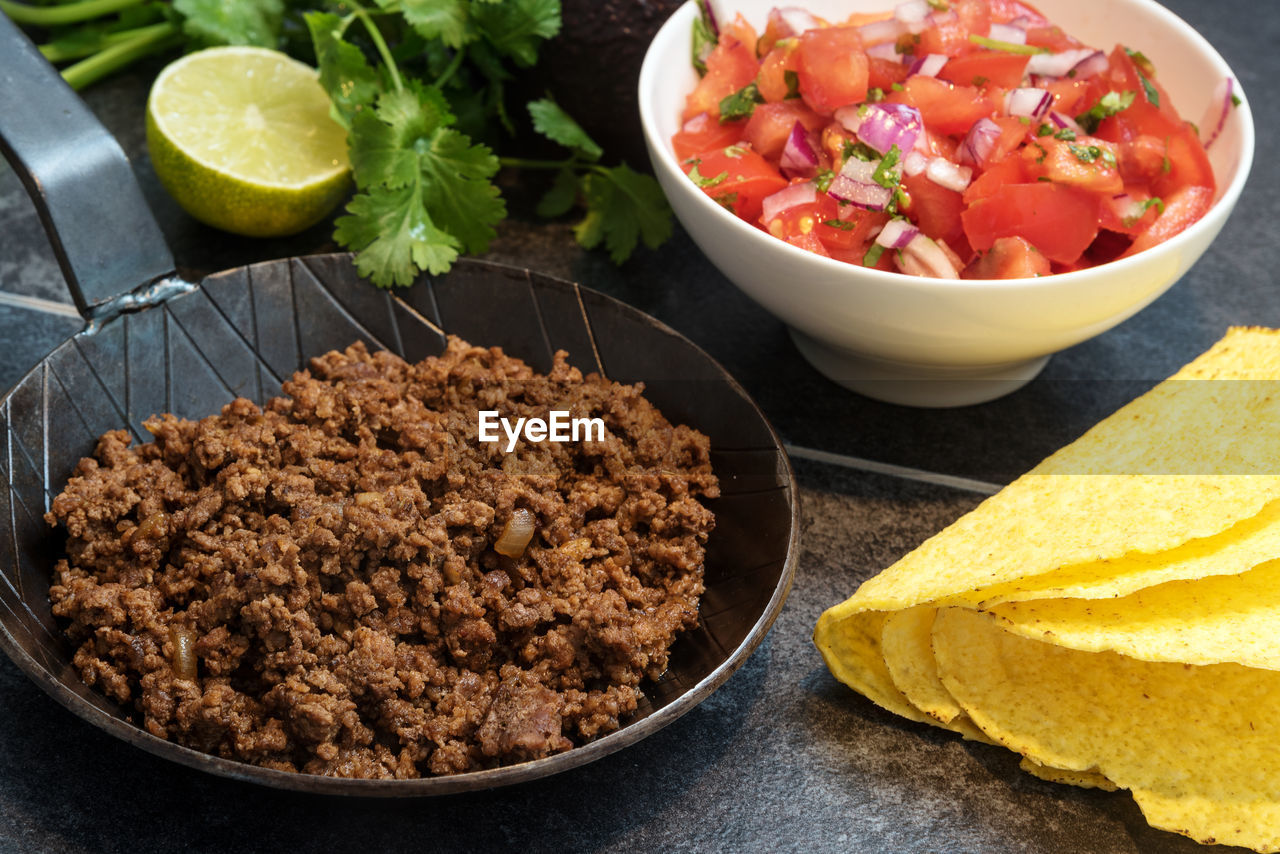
[46,337,717,778]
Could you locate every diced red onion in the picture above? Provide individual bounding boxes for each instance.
[780,121,821,178]
[859,17,906,45]
[1004,87,1053,121]
[926,158,972,192]
[907,53,948,77]
[903,150,929,176]
[1070,50,1109,80]
[894,0,931,24]
[1009,14,1034,28]
[988,22,1027,44]
[1026,48,1102,79]
[1048,110,1084,134]
[762,181,817,224]
[896,234,960,278]
[682,113,713,133]
[927,9,957,26]
[1199,76,1235,149]
[876,218,920,249]
[833,105,863,133]
[702,0,721,37]
[828,158,893,210]
[957,117,1001,167]
[867,42,903,62]
[857,103,924,156]
[770,6,820,38]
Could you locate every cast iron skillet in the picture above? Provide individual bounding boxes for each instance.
[0,16,799,794]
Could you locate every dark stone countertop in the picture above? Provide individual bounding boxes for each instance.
[0,1,1273,851]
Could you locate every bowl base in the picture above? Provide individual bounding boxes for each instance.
[789,329,1050,408]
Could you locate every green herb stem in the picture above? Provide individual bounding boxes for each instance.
[353,7,402,92]
[498,156,576,170]
[39,21,170,63]
[434,47,464,89]
[968,34,1049,55]
[0,0,144,27]
[60,20,180,90]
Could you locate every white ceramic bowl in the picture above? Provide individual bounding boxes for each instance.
[639,0,1254,407]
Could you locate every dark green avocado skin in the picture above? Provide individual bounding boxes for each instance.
[538,0,685,170]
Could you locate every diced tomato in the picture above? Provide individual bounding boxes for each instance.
[786,230,831,257]
[963,151,1028,205]
[757,43,799,102]
[795,26,869,113]
[888,77,996,136]
[902,171,966,249]
[915,15,971,58]
[962,182,1102,264]
[962,236,1052,278]
[683,33,759,121]
[682,145,788,224]
[820,122,855,167]
[672,114,747,161]
[987,0,1049,26]
[1153,124,1215,198]
[951,0,991,39]
[868,56,910,92]
[987,116,1030,163]
[1098,191,1162,236]
[744,101,824,160]
[938,51,1030,89]
[1024,25,1082,52]
[1043,77,1092,117]
[1122,184,1214,257]
[1022,135,1124,194]
[815,195,886,250]
[721,13,759,57]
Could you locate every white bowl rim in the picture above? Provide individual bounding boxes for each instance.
[638,0,1256,292]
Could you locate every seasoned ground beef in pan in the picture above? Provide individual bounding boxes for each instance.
[46,337,717,778]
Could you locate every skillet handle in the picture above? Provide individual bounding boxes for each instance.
[0,13,175,319]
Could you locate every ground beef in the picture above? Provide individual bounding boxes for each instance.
[46,337,717,779]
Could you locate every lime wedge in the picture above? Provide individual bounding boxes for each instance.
[146,47,351,238]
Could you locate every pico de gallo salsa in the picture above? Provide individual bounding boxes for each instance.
[675,0,1227,278]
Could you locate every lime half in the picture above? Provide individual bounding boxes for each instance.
[147,46,351,238]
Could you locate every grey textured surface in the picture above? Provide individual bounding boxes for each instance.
[0,0,1272,850]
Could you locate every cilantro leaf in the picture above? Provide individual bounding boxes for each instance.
[537,167,579,218]
[348,87,452,190]
[394,0,472,49]
[1076,90,1135,134]
[174,0,283,47]
[720,82,764,121]
[528,98,603,160]
[416,127,505,253]
[471,0,561,67]
[336,185,461,288]
[575,165,673,264]
[306,12,379,128]
[691,2,717,75]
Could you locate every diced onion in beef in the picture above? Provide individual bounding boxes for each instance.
[170,626,198,681]
[958,117,1002,167]
[1005,87,1053,121]
[926,158,973,192]
[1199,76,1236,149]
[876,218,920,249]
[495,508,537,558]
[857,103,924,156]
[762,181,817,224]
